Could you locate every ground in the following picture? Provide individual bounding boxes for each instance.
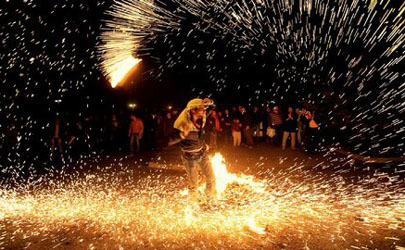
[1,143,405,249]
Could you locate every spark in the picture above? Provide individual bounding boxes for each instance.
[1,153,405,248]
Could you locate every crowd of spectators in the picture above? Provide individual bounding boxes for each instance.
[1,103,325,165]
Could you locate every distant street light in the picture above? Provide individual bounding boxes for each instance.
[128,103,137,109]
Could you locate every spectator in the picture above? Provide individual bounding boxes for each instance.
[252,106,263,142]
[163,112,174,145]
[231,106,238,117]
[222,108,233,145]
[128,114,144,155]
[217,111,224,147]
[282,106,298,150]
[206,110,220,150]
[268,106,283,145]
[172,109,179,119]
[108,114,121,152]
[232,117,242,146]
[67,121,89,158]
[304,111,320,153]
[297,108,308,146]
[49,117,64,162]
[149,112,160,150]
[239,106,254,147]
[263,106,272,143]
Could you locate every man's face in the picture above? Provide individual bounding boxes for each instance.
[273,107,279,114]
[192,107,205,118]
[288,107,293,113]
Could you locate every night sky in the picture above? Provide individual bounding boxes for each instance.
[0,0,404,157]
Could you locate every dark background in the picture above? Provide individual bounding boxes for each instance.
[0,0,404,161]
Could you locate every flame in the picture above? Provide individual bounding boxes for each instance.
[246,217,266,235]
[210,153,266,198]
[108,56,141,88]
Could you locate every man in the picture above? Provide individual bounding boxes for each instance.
[268,106,283,145]
[297,107,308,146]
[239,106,254,147]
[206,110,220,150]
[304,111,320,153]
[231,116,242,146]
[128,114,144,155]
[50,117,64,162]
[169,98,216,208]
[222,109,233,145]
[163,112,174,145]
[251,106,263,143]
[282,106,297,150]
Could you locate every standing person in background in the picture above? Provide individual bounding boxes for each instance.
[268,106,283,145]
[49,117,64,162]
[231,116,242,147]
[297,107,308,147]
[149,112,160,150]
[239,106,254,147]
[282,106,298,150]
[231,106,239,119]
[108,114,120,152]
[251,106,263,143]
[163,112,174,145]
[206,110,220,150]
[67,121,88,158]
[222,108,233,145]
[305,111,320,153]
[128,114,144,155]
[172,109,179,119]
[263,106,272,143]
[217,111,224,147]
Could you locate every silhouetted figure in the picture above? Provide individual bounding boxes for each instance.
[49,117,64,162]
[268,106,283,145]
[128,114,144,155]
[282,106,298,150]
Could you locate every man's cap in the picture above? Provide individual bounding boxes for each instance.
[186,98,214,110]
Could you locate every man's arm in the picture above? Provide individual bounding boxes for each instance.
[168,124,190,146]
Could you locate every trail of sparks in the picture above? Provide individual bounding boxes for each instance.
[98,0,404,154]
[1,153,405,249]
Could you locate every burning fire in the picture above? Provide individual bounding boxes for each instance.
[210,153,266,198]
[1,153,405,249]
[108,55,141,88]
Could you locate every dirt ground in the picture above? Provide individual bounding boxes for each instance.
[1,143,405,249]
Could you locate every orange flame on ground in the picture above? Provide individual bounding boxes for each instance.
[210,153,266,198]
[210,153,267,233]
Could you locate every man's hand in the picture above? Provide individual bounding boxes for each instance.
[180,123,190,139]
[203,98,214,108]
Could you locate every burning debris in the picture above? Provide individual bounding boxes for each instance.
[1,152,404,249]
